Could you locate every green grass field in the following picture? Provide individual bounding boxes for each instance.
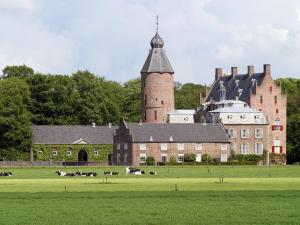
[1,166,300,225]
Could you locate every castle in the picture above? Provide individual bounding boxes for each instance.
[31,25,287,166]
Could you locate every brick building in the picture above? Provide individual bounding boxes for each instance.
[197,65,287,156]
[112,120,230,166]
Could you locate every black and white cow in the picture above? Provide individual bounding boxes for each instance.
[150,171,157,175]
[55,170,75,177]
[75,171,97,177]
[125,167,145,176]
[104,171,119,176]
[0,172,12,176]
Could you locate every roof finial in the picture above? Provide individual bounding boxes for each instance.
[156,14,159,33]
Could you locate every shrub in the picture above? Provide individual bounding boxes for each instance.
[184,153,196,162]
[202,154,212,162]
[146,156,155,165]
[170,155,177,165]
[232,154,263,162]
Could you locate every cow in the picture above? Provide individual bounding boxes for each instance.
[104,171,119,176]
[104,171,112,175]
[150,171,157,175]
[55,170,75,177]
[125,167,145,176]
[76,171,97,177]
[0,172,12,176]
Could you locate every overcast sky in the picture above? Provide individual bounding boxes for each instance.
[1,0,300,84]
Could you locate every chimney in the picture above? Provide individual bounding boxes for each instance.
[231,67,238,77]
[215,68,223,80]
[92,122,96,128]
[248,65,254,77]
[263,64,271,75]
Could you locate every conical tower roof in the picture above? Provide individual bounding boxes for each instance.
[141,32,174,74]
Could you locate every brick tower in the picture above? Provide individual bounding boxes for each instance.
[140,24,175,123]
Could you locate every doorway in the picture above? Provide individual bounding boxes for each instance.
[78,149,88,162]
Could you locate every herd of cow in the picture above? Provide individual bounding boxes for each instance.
[0,167,157,177]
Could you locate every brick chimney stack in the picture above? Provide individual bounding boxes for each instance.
[231,67,238,77]
[263,64,271,76]
[248,65,254,77]
[215,68,223,80]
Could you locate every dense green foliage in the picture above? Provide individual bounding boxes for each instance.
[145,156,155,165]
[0,65,300,163]
[184,153,196,162]
[1,167,300,224]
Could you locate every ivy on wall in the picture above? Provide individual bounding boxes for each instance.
[32,144,112,162]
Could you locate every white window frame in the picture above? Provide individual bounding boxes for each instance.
[255,128,263,139]
[124,153,128,163]
[195,143,202,151]
[240,143,249,155]
[160,143,168,151]
[117,144,121,150]
[274,139,281,154]
[196,154,201,162]
[220,154,228,162]
[140,153,146,163]
[221,144,228,151]
[52,150,57,156]
[177,154,184,163]
[241,129,249,138]
[124,143,128,150]
[177,143,184,151]
[38,150,43,154]
[227,128,236,138]
[94,150,99,156]
[255,143,263,155]
[161,153,168,163]
[66,150,72,156]
[139,143,147,151]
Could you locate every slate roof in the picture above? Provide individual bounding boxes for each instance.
[141,32,174,74]
[206,73,265,104]
[32,125,117,144]
[123,123,230,143]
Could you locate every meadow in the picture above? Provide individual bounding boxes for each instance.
[0,166,300,225]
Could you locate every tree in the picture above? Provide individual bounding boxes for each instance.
[184,153,196,162]
[146,156,155,165]
[175,83,206,109]
[0,78,32,160]
[2,65,34,79]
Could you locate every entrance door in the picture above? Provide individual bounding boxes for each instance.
[78,149,88,162]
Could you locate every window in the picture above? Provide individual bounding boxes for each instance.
[270,86,272,92]
[116,153,120,164]
[161,154,167,163]
[177,143,184,151]
[255,128,263,138]
[196,154,201,162]
[221,145,227,151]
[276,109,279,114]
[177,154,184,163]
[195,144,202,151]
[124,143,128,150]
[260,95,263,104]
[274,118,281,126]
[161,100,164,105]
[140,154,146,163]
[274,139,281,154]
[227,128,236,138]
[220,154,227,162]
[52,150,57,156]
[255,143,263,155]
[240,115,246,120]
[140,144,147,151]
[38,150,43,154]
[124,153,128,163]
[230,143,236,152]
[66,150,72,156]
[160,143,168,151]
[144,111,146,121]
[117,144,120,150]
[254,115,260,121]
[94,150,99,156]
[154,110,157,120]
[241,129,249,138]
[240,143,249,155]
[144,94,147,106]
[274,96,277,104]
[227,115,233,121]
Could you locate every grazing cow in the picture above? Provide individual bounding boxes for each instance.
[104,171,112,175]
[150,171,157,175]
[125,167,145,176]
[112,171,119,176]
[55,170,75,177]
[0,172,12,176]
[76,171,97,177]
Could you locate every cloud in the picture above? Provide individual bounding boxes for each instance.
[0,0,299,84]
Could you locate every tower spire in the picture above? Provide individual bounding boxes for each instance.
[156,15,159,33]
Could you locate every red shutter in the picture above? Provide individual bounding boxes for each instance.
[280,125,283,131]
[272,125,274,131]
[272,146,275,153]
[280,146,283,153]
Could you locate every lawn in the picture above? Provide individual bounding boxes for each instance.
[0,166,300,225]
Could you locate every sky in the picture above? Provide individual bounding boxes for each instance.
[0,0,300,84]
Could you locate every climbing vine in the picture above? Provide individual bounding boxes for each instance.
[32,144,112,162]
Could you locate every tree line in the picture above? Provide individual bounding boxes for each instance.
[0,65,205,160]
[0,65,299,163]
